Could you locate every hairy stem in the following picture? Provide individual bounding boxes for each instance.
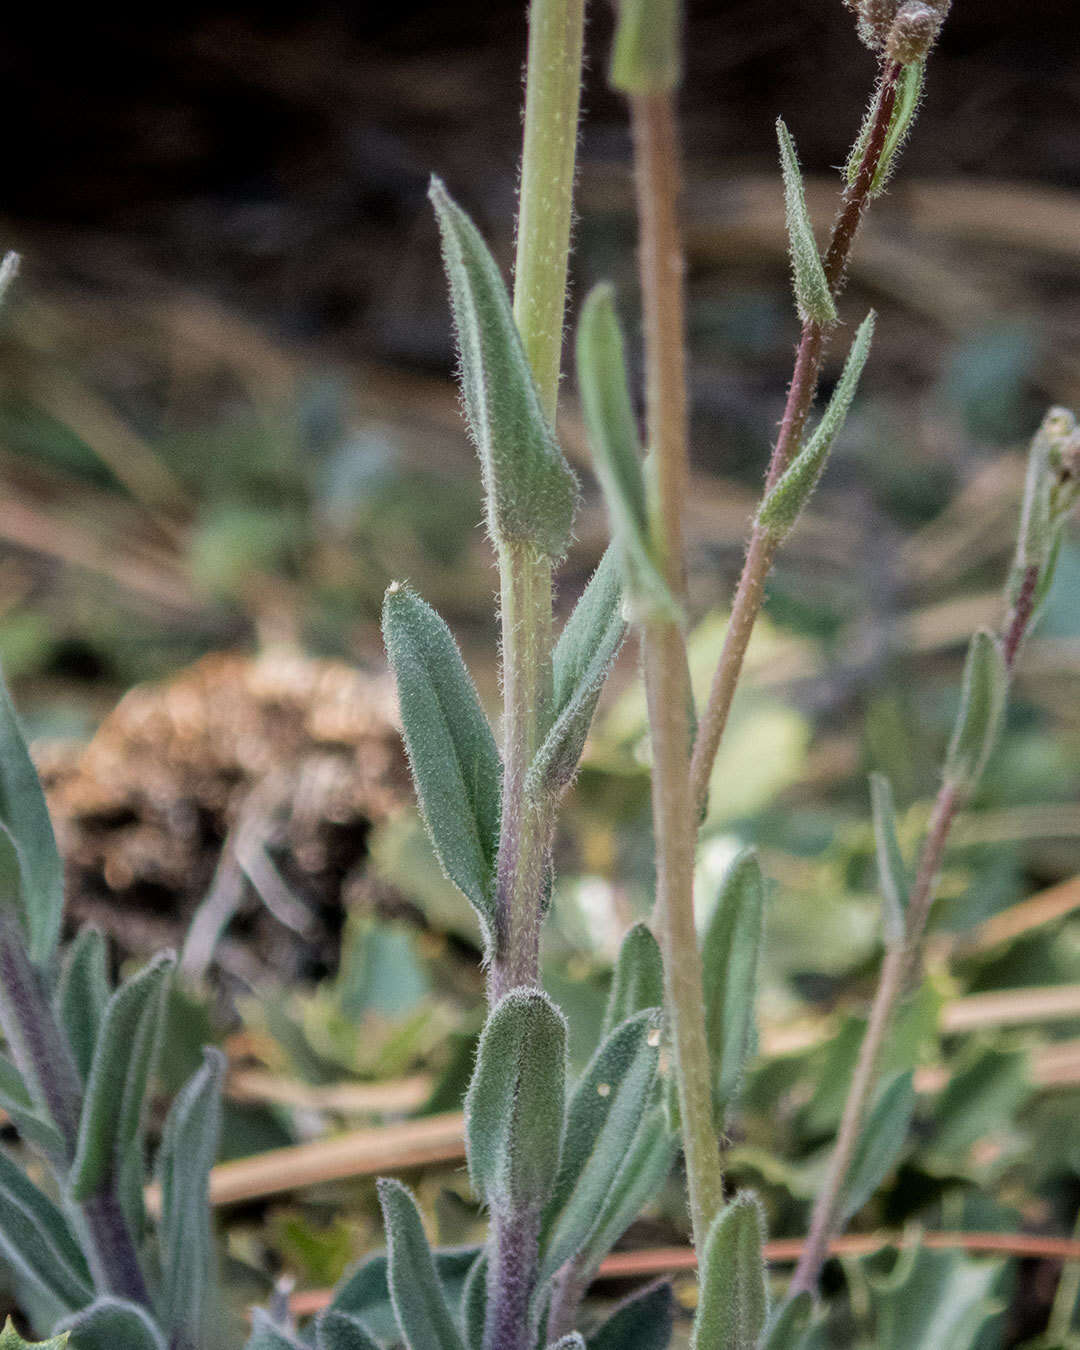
[484,1205,542,1350]
[690,60,901,813]
[632,89,724,1250]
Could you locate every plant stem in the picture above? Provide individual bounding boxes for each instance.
[689,60,901,813]
[790,586,1038,1296]
[484,1206,542,1350]
[632,89,724,1251]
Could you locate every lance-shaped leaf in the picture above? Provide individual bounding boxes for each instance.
[0,1148,93,1314]
[866,1246,1004,1350]
[539,1009,662,1284]
[461,1249,487,1350]
[465,990,566,1214]
[0,1055,65,1160]
[776,120,836,326]
[757,311,875,542]
[0,1321,67,1350]
[691,1193,769,1350]
[57,927,111,1083]
[330,1248,480,1345]
[383,584,501,938]
[316,1311,381,1350]
[377,1179,468,1350]
[602,922,664,1040]
[762,1292,814,1350]
[156,1048,226,1345]
[429,178,578,559]
[1008,408,1065,604]
[70,952,174,1204]
[528,547,627,800]
[60,1299,166,1350]
[870,774,909,945]
[245,1311,305,1350]
[576,285,674,620]
[587,1281,674,1350]
[846,60,927,196]
[943,629,1007,791]
[841,1070,916,1222]
[702,850,764,1119]
[0,673,64,968]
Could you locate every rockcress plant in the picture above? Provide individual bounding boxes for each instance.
[0,2,1075,1349]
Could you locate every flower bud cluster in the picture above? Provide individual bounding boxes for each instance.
[843,0,950,58]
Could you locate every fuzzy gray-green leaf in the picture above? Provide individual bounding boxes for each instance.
[61,1299,167,1350]
[429,178,578,559]
[157,1048,225,1345]
[70,952,174,1204]
[316,1311,381,1350]
[383,584,501,938]
[57,927,111,1083]
[870,774,909,944]
[943,629,1008,791]
[465,989,566,1214]
[246,1311,305,1350]
[702,850,764,1119]
[0,673,64,968]
[377,1179,468,1350]
[757,312,875,541]
[692,1192,769,1350]
[528,547,627,799]
[587,1281,674,1350]
[0,1056,64,1159]
[842,1070,916,1222]
[462,1249,487,1350]
[539,1008,662,1284]
[776,120,836,326]
[602,923,664,1040]
[576,285,674,619]
[762,1291,814,1350]
[0,1147,93,1314]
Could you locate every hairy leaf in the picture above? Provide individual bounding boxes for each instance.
[429,178,578,559]
[776,120,836,325]
[842,1070,916,1221]
[692,1193,769,1350]
[869,774,909,944]
[0,1148,93,1314]
[762,1291,814,1350]
[702,849,764,1118]
[0,1055,65,1160]
[330,1248,480,1345]
[315,1311,380,1350]
[61,1299,166,1350]
[943,629,1008,791]
[587,1282,674,1350]
[461,1249,488,1350]
[466,989,566,1214]
[377,1179,467,1350]
[602,923,664,1040]
[383,584,501,938]
[245,1311,305,1350]
[57,927,111,1083]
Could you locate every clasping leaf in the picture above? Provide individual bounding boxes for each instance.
[943,629,1007,791]
[691,1192,769,1350]
[777,120,836,326]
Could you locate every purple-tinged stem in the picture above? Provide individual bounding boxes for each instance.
[484,1205,542,1350]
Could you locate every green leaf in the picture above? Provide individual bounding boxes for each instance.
[70,952,174,1208]
[776,120,836,326]
[576,284,674,620]
[587,1282,674,1350]
[330,1248,479,1344]
[841,1070,916,1222]
[0,672,64,967]
[869,774,909,944]
[0,1056,65,1160]
[853,61,927,197]
[609,0,681,94]
[382,584,502,940]
[691,1192,769,1350]
[943,629,1008,791]
[757,312,875,542]
[762,1291,814,1350]
[246,1311,305,1350]
[539,1009,662,1284]
[602,923,664,1040]
[61,1299,166,1350]
[156,1048,226,1344]
[376,1179,468,1350]
[315,1311,381,1350]
[865,1246,1004,1350]
[0,1319,67,1350]
[465,989,567,1214]
[528,548,627,799]
[0,1148,93,1314]
[461,1248,487,1350]
[702,849,764,1119]
[428,178,578,559]
[57,928,111,1083]
[930,1047,1029,1163]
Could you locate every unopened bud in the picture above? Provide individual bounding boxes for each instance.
[1057,433,1080,483]
[850,0,900,51]
[887,1,943,62]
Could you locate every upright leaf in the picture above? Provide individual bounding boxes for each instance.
[866,1246,1004,1350]
[602,923,664,1040]
[429,178,578,559]
[776,120,836,326]
[692,1193,769,1350]
[0,673,64,967]
[702,850,764,1118]
[756,312,875,542]
[377,1179,468,1350]
[316,1311,381,1350]
[245,1311,305,1350]
[461,1249,488,1350]
[156,1048,226,1345]
[576,285,674,618]
[587,1282,674,1350]
[528,548,626,799]
[943,630,1007,792]
[465,990,566,1214]
[0,1148,93,1314]
[0,1055,65,1160]
[330,1248,480,1346]
[383,584,501,938]
[539,1009,662,1284]
[869,774,909,944]
[57,927,111,1083]
[762,1292,814,1350]
[841,1071,916,1222]
[70,953,174,1207]
[61,1299,166,1350]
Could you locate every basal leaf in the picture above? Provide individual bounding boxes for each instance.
[61,1298,166,1350]
[776,120,836,326]
[377,1179,467,1350]
[692,1192,769,1350]
[0,1148,93,1314]
[587,1281,674,1350]
[57,927,111,1084]
[315,1311,381,1350]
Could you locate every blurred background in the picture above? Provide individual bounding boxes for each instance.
[1,1,1080,1344]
